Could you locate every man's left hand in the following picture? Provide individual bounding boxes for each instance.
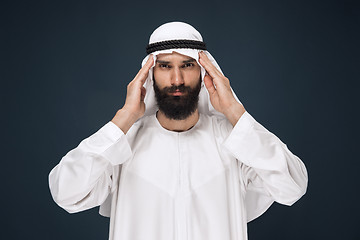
[198,51,246,126]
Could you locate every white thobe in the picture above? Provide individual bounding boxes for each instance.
[49,111,308,240]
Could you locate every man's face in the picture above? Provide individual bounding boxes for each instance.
[153,52,202,120]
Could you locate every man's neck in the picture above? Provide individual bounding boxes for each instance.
[156,109,200,132]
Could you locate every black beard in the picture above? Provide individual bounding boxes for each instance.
[153,78,201,120]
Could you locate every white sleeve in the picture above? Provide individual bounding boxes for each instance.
[222,111,308,220]
[48,121,132,214]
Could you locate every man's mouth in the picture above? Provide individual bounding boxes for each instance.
[170,90,185,96]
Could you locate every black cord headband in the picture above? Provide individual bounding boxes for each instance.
[146,39,207,54]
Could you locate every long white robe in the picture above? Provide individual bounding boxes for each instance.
[49,111,308,240]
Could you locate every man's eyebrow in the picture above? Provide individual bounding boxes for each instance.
[156,60,170,64]
[183,59,196,63]
[155,59,196,64]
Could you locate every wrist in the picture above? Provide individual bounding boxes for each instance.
[224,102,246,126]
[111,108,139,134]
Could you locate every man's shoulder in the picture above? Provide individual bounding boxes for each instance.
[126,115,153,135]
[199,113,233,134]
[200,113,229,125]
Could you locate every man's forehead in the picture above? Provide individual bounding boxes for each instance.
[156,52,196,62]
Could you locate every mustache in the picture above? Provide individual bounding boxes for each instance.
[163,85,192,93]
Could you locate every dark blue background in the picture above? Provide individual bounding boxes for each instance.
[2,0,359,239]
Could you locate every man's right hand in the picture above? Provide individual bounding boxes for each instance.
[111,55,154,133]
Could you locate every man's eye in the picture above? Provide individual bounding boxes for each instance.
[183,63,194,68]
[159,64,171,68]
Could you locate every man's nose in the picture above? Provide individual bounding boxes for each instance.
[171,67,184,86]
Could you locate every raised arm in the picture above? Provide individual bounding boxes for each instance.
[48,122,132,213]
[223,112,308,207]
[199,51,307,217]
[111,54,154,133]
[49,55,154,213]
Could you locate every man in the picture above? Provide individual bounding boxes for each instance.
[49,22,308,240]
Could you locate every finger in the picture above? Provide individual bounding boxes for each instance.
[199,52,231,88]
[199,52,223,77]
[142,54,154,75]
[143,54,154,70]
[134,54,154,84]
[203,75,217,95]
[200,52,222,75]
[199,53,223,80]
[200,61,223,86]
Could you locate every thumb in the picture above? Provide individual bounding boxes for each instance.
[204,75,216,95]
